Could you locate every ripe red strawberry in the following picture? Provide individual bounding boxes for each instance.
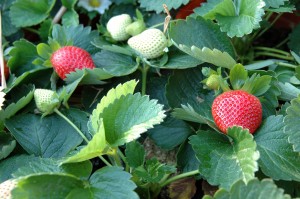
[212,90,262,134]
[175,0,206,19]
[50,46,95,79]
[1,60,10,83]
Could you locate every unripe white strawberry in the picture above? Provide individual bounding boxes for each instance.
[106,14,132,41]
[34,89,60,116]
[127,28,168,59]
[0,179,17,199]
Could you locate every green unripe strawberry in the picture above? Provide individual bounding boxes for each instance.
[106,14,132,41]
[206,74,220,90]
[34,89,60,116]
[128,28,168,59]
[125,20,146,36]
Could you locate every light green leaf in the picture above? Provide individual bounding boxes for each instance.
[89,166,139,199]
[61,0,78,9]
[93,50,138,76]
[5,113,83,158]
[0,134,16,160]
[101,93,165,146]
[190,127,259,190]
[169,17,235,57]
[91,38,134,56]
[12,173,85,199]
[9,0,56,27]
[230,64,248,89]
[139,0,189,13]
[194,0,265,37]
[63,119,107,164]
[89,80,138,135]
[62,9,79,27]
[264,0,288,8]
[241,73,272,96]
[125,141,145,168]
[284,97,300,152]
[255,115,300,181]
[209,178,291,199]
[178,46,236,69]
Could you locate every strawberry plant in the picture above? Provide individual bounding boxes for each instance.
[0,0,300,198]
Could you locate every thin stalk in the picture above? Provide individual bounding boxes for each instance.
[24,27,40,35]
[254,52,294,61]
[276,62,299,69]
[0,11,6,89]
[160,170,200,187]
[141,64,149,95]
[111,148,122,167]
[150,19,180,29]
[253,47,290,56]
[52,6,67,24]
[54,108,113,167]
[54,108,89,143]
[275,37,289,48]
[256,13,283,39]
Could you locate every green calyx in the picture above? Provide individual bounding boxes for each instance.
[34,89,60,116]
[125,20,146,36]
[206,74,220,90]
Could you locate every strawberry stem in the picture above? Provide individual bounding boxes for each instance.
[141,64,150,95]
[159,169,199,187]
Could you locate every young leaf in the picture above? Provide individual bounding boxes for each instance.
[89,166,139,199]
[139,0,189,13]
[194,0,265,37]
[264,0,288,8]
[63,119,107,164]
[5,113,83,158]
[9,0,56,27]
[190,127,259,190]
[255,115,300,181]
[0,134,16,160]
[101,93,165,146]
[169,17,235,58]
[178,46,237,69]
[12,173,85,198]
[208,178,291,199]
[89,80,138,135]
[125,141,146,168]
[230,64,248,90]
[62,9,79,27]
[93,50,138,76]
[284,97,300,152]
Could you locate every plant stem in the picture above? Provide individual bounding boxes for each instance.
[118,148,129,172]
[52,6,67,24]
[111,148,122,167]
[24,27,40,35]
[253,47,290,56]
[54,108,113,167]
[276,62,299,69]
[0,11,6,89]
[160,169,200,187]
[150,19,180,29]
[256,13,283,39]
[254,52,294,61]
[141,64,149,95]
[54,108,89,143]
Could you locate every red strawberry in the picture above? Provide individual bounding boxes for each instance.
[175,0,206,19]
[50,46,95,79]
[212,90,262,134]
[1,60,10,82]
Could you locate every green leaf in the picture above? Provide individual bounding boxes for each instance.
[61,0,77,9]
[278,82,300,101]
[134,158,176,183]
[255,115,300,181]
[0,155,38,182]
[190,127,259,190]
[63,119,106,164]
[12,173,85,198]
[93,50,138,76]
[89,80,138,135]
[125,141,145,168]
[5,113,83,158]
[284,97,300,152]
[169,17,235,58]
[2,10,19,36]
[209,178,291,199]
[101,93,166,146]
[230,64,248,90]
[177,141,200,172]
[89,166,139,199]
[147,116,192,150]
[0,134,16,160]
[9,0,56,27]
[194,0,265,37]
[264,0,288,8]
[51,24,99,54]
[13,158,92,180]
[288,24,300,55]
[0,86,34,129]
[38,19,53,41]
[8,39,42,76]
[62,9,79,27]
[139,0,189,13]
